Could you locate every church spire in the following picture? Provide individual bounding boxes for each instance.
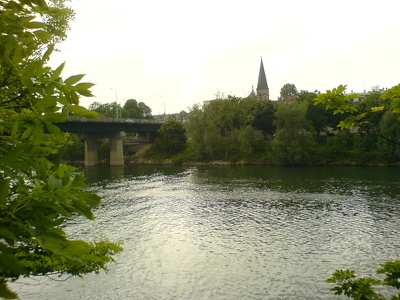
[256,57,269,100]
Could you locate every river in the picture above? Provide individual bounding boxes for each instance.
[11,165,400,299]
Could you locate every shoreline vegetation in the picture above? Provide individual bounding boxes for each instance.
[65,143,400,167]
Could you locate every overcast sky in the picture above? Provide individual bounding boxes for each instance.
[50,0,400,115]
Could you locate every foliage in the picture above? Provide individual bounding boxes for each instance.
[41,0,75,49]
[186,97,256,161]
[88,101,122,118]
[314,85,366,129]
[177,87,400,165]
[123,99,151,119]
[378,111,400,161]
[156,119,187,154]
[252,99,276,138]
[383,84,400,115]
[185,104,209,159]
[0,1,122,298]
[298,90,331,134]
[88,99,152,119]
[279,83,298,99]
[272,101,315,165]
[53,133,85,162]
[327,261,400,299]
[315,84,400,144]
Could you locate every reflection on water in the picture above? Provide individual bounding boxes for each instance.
[11,166,400,299]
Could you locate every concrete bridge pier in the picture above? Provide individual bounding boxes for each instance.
[83,131,126,166]
[109,131,125,166]
[83,133,98,166]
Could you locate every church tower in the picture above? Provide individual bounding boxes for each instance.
[256,58,269,100]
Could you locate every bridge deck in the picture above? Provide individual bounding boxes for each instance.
[56,116,163,133]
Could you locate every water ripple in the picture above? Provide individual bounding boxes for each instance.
[11,166,400,299]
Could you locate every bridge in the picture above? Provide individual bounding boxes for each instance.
[56,116,163,166]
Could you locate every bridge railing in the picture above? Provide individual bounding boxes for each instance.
[68,115,164,124]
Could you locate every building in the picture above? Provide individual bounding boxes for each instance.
[153,111,188,123]
[205,58,271,107]
[249,57,270,100]
[345,92,370,103]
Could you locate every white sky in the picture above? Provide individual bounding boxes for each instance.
[50,0,400,114]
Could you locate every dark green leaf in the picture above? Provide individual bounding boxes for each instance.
[0,281,18,299]
[0,179,9,206]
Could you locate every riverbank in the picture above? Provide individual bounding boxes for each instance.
[65,143,400,167]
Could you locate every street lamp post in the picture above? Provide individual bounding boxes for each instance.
[111,88,119,119]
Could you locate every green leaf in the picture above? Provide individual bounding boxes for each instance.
[71,175,88,190]
[46,122,64,139]
[36,232,67,253]
[44,111,69,123]
[25,21,45,29]
[0,253,24,275]
[65,74,85,85]
[48,174,62,190]
[12,44,25,64]
[71,90,80,104]
[34,30,52,41]
[35,97,57,110]
[31,121,44,145]
[0,147,25,165]
[75,83,95,97]
[52,61,65,80]
[79,192,101,207]
[72,197,94,219]
[58,96,71,106]
[21,126,33,139]
[11,120,18,137]
[67,106,99,118]
[0,179,10,206]
[0,281,18,300]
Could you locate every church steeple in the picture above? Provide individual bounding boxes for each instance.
[256,57,269,100]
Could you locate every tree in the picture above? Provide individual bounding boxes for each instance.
[88,101,122,118]
[378,110,400,162]
[186,97,256,161]
[185,104,208,159]
[156,119,187,154]
[272,101,315,165]
[252,100,276,138]
[315,84,400,143]
[88,99,152,119]
[123,99,151,118]
[0,2,122,298]
[297,90,342,135]
[279,83,298,100]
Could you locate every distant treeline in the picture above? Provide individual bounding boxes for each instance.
[57,89,400,166]
[181,89,399,165]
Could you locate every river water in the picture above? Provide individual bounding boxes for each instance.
[11,165,400,299]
